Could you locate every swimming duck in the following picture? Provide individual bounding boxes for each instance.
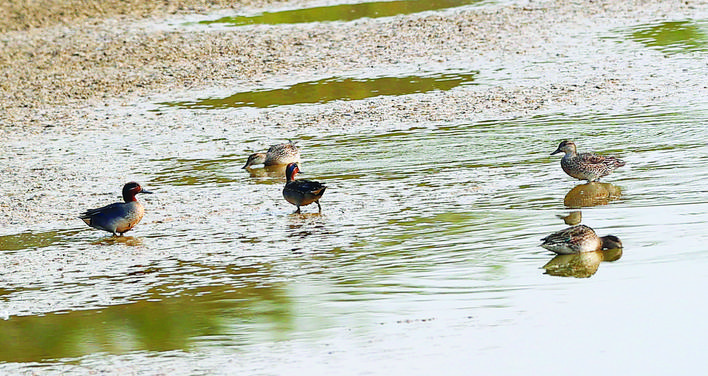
[551,140,625,182]
[540,224,622,255]
[283,163,326,213]
[79,182,152,236]
[243,141,300,169]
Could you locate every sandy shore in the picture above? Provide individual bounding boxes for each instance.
[0,0,702,126]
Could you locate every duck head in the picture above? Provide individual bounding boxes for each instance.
[285,162,300,182]
[600,235,622,250]
[243,153,267,169]
[551,140,577,156]
[122,182,153,202]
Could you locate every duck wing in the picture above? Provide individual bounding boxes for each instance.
[579,152,625,168]
[289,179,326,194]
[79,202,124,219]
[541,225,595,248]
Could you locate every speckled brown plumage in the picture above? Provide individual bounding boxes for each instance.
[551,140,625,182]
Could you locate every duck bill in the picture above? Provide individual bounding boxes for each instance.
[140,189,154,194]
[550,148,562,155]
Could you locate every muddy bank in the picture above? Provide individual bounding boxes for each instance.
[0,0,703,127]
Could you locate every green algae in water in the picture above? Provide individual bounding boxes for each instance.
[0,282,292,362]
[199,0,483,26]
[160,70,478,110]
[629,20,708,54]
[0,229,81,252]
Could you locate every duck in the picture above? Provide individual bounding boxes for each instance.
[283,163,326,213]
[79,182,153,236]
[551,140,625,182]
[243,141,300,169]
[540,224,622,254]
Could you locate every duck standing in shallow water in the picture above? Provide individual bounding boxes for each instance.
[243,141,300,169]
[283,163,326,213]
[540,225,622,255]
[79,182,152,236]
[551,140,625,182]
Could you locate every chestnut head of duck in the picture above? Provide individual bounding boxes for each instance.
[122,182,153,202]
[283,163,326,213]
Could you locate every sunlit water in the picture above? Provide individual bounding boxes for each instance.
[2,9,708,376]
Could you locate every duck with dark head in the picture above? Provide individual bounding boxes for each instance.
[282,163,326,214]
[79,182,153,236]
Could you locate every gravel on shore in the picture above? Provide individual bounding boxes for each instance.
[1,0,703,129]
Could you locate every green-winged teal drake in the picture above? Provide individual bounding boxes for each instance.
[283,163,326,213]
[243,141,300,169]
[540,224,622,255]
[79,182,152,236]
[551,140,625,182]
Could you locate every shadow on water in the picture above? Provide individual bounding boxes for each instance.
[0,277,292,362]
[563,182,622,208]
[627,20,708,54]
[542,248,623,278]
[198,0,484,27]
[158,71,478,110]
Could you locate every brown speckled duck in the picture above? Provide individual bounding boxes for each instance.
[551,140,625,182]
[540,225,622,255]
[79,182,152,236]
[283,163,326,213]
[243,141,300,169]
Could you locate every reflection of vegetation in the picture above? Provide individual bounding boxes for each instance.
[542,248,623,278]
[151,155,243,186]
[0,279,292,362]
[564,182,621,208]
[0,229,81,252]
[199,0,482,26]
[630,20,708,54]
[160,71,477,110]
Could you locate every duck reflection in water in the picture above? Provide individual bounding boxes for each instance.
[564,182,621,208]
[557,210,582,225]
[542,248,623,278]
[245,163,289,178]
[93,235,144,246]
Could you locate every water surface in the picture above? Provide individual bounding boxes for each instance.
[2,105,707,371]
[628,19,708,54]
[198,0,485,26]
[159,70,478,109]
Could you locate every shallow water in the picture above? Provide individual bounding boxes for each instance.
[627,19,708,54]
[3,3,708,375]
[159,70,478,109]
[2,102,707,371]
[197,0,485,26]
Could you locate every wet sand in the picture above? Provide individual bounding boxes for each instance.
[1,0,707,229]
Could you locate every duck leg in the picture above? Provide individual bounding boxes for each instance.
[316,201,322,213]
